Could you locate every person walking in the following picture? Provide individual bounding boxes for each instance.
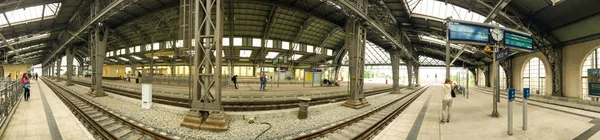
[440,78,454,124]
[259,74,267,91]
[231,75,238,89]
[22,73,31,102]
[34,73,38,81]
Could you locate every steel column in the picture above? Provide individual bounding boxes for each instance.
[89,25,109,97]
[66,47,74,86]
[390,50,400,94]
[56,58,61,82]
[491,47,500,117]
[407,60,414,88]
[342,13,370,109]
[180,0,228,131]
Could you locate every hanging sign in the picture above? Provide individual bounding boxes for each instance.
[504,31,534,51]
[496,47,510,61]
[448,22,491,44]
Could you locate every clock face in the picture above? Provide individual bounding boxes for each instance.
[492,28,503,41]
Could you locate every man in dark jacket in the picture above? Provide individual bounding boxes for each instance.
[231,75,238,89]
[259,74,267,91]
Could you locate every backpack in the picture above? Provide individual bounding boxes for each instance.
[451,88,456,98]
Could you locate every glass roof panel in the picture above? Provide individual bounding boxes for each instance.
[412,0,502,25]
[0,3,61,27]
[419,56,446,66]
[342,41,404,65]
[266,52,279,59]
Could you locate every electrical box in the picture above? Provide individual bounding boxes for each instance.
[142,84,152,109]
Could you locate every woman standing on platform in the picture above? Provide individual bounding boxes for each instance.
[21,73,31,102]
[440,78,453,124]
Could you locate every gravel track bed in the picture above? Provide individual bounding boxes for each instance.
[51,80,413,139]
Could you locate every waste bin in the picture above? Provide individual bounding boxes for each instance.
[297,97,312,119]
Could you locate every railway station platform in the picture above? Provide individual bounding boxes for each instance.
[0,79,92,140]
[374,85,600,140]
[58,76,392,100]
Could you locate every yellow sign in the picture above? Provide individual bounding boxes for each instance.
[269,72,274,77]
[484,45,492,52]
[305,72,312,82]
[145,51,174,57]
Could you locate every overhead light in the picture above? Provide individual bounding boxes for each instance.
[152,56,159,59]
[131,55,142,60]
[118,57,129,61]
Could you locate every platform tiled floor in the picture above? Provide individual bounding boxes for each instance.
[1,78,93,140]
[375,84,600,140]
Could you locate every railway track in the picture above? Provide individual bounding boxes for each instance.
[294,85,430,140]
[59,78,395,111]
[42,78,175,140]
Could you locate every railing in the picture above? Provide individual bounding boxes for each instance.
[0,80,23,128]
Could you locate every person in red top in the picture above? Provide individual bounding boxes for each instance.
[21,73,30,101]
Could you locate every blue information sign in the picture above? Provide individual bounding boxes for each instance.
[508,88,515,101]
[496,47,510,61]
[504,31,534,51]
[587,69,600,97]
[448,22,491,44]
[523,88,530,99]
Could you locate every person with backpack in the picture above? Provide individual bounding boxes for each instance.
[440,78,454,124]
[259,74,267,91]
[231,75,238,89]
[22,73,31,102]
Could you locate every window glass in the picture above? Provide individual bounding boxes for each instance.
[223,38,230,46]
[252,38,261,47]
[233,38,242,46]
[307,45,313,53]
[153,43,160,50]
[266,40,273,48]
[327,49,333,56]
[135,46,141,52]
[282,41,290,50]
[522,57,545,95]
[176,40,183,48]
[166,41,173,48]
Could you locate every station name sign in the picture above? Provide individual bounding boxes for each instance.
[448,22,491,44]
[504,31,534,51]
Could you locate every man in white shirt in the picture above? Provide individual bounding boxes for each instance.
[441,79,454,124]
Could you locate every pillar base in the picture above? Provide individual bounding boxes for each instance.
[65,82,74,86]
[342,99,370,109]
[88,89,107,97]
[180,110,229,131]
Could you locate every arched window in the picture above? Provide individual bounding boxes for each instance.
[581,48,600,100]
[477,69,486,87]
[522,57,546,95]
[499,66,506,90]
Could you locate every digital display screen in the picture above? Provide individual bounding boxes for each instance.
[448,22,491,44]
[504,31,534,51]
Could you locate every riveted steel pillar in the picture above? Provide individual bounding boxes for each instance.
[390,50,400,94]
[342,11,370,109]
[88,25,108,97]
[414,64,419,85]
[56,58,61,82]
[539,46,563,97]
[407,60,414,88]
[180,0,228,131]
[66,46,74,86]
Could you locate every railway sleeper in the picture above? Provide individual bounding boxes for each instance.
[325,131,349,140]
[86,112,103,118]
[94,116,111,122]
[114,128,133,138]
[344,124,367,133]
[105,124,123,132]
[337,129,358,138]
[352,122,372,129]
[126,133,144,140]
[99,120,117,126]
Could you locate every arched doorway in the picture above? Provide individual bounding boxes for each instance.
[580,48,600,100]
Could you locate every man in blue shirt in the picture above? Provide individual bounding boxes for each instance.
[259,74,267,91]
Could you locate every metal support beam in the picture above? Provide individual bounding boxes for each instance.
[539,46,563,97]
[407,59,414,88]
[56,57,62,82]
[89,25,109,97]
[66,46,74,86]
[43,0,125,66]
[483,0,512,23]
[449,45,467,64]
[342,14,370,109]
[339,0,416,61]
[180,0,228,131]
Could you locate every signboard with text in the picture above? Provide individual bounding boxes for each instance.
[496,47,510,61]
[504,31,534,51]
[587,69,600,97]
[448,22,491,44]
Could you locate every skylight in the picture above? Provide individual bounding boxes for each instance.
[410,0,503,25]
[233,38,242,46]
[327,49,333,56]
[290,54,303,60]
[0,3,61,28]
[307,45,313,53]
[0,33,50,49]
[266,40,273,48]
[213,50,225,57]
[152,56,159,59]
[282,41,290,50]
[240,50,252,57]
[266,52,279,59]
[7,44,43,54]
[419,35,475,53]
[252,38,261,47]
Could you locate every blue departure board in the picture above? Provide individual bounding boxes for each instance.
[504,31,534,51]
[448,22,491,44]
